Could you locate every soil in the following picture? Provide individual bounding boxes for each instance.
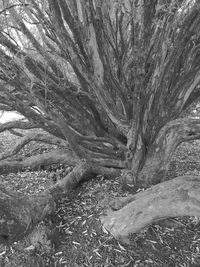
[0,131,200,266]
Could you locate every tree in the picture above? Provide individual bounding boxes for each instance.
[0,0,200,245]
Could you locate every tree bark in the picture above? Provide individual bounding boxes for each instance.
[0,161,120,245]
[0,149,79,174]
[101,175,200,244]
[0,120,38,133]
[0,185,55,245]
[127,118,200,187]
[0,133,66,161]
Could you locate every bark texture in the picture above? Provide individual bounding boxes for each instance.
[0,185,55,245]
[101,175,200,243]
[134,118,200,186]
[0,161,120,245]
[0,150,79,174]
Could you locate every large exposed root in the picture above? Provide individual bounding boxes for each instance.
[0,161,120,245]
[101,175,200,243]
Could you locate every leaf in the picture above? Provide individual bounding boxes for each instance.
[102,226,108,234]
[65,228,73,234]
[55,251,63,256]
[146,239,157,244]
[0,251,6,257]
[24,245,35,251]
[118,243,126,251]
[94,251,102,257]
[72,241,81,246]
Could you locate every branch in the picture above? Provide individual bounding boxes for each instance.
[0,4,28,16]
[0,120,39,133]
[6,103,65,140]
[49,160,121,199]
[7,129,24,137]
[182,88,200,111]
[9,7,64,79]
[136,117,200,185]
[155,117,200,145]
[0,105,14,111]
[0,133,67,161]
[58,0,90,67]
[0,149,79,174]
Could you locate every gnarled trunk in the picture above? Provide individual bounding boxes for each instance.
[101,118,200,242]
[125,118,200,187]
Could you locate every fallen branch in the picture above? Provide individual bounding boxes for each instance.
[101,175,200,243]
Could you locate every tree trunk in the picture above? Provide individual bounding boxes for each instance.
[126,118,200,187]
[101,175,200,244]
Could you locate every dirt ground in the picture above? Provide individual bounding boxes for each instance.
[1,131,200,266]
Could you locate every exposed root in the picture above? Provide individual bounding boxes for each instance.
[101,175,200,243]
[0,160,120,245]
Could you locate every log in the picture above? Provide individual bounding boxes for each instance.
[101,175,200,243]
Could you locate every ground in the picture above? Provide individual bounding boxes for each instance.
[0,131,200,266]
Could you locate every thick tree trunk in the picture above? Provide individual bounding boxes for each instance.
[0,161,120,245]
[127,118,200,187]
[101,175,200,244]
